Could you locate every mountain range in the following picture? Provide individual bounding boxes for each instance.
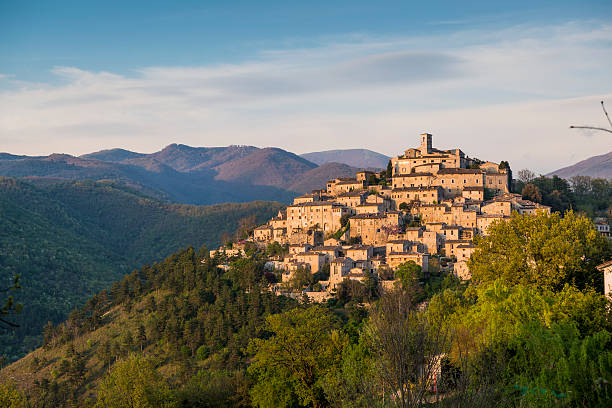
[0,145,384,205]
[300,148,390,169]
[548,151,612,179]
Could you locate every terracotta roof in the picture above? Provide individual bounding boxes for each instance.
[392,172,434,178]
[456,244,476,249]
[392,187,440,192]
[442,225,461,230]
[596,260,612,270]
[437,168,484,174]
[313,245,342,251]
[347,245,373,250]
[351,213,386,219]
[289,201,340,207]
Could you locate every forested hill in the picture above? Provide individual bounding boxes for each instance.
[0,177,283,361]
[2,211,611,407]
[0,246,298,406]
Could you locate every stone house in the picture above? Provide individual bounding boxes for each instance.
[386,252,429,272]
[461,186,484,201]
[355,203,384,214]
[335,191,368,208]
[289,244,313,255]
[390,186,443,208]
[596,260,612,297]
[293,192,321,204]
[386,239,421,254]
[350,212,403,245]
[329,257,373,290]
[475,214,507,235]
[327,178,365,195]
[312,245,343,260]
[294,251,327,273]
[286,201,352,235]
[595,218,611,237]
[253,225,273,242]
[392,172,435,189]
[444,239,472,258]
[356,170,376,182]
[345,245,374,261]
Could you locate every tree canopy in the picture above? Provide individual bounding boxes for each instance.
[469,211,611,290]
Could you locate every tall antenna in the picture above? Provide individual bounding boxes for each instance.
[569,100,612,134]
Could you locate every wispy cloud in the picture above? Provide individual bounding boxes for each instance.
[0,21,611,173]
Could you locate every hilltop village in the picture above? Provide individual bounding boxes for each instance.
[213,134,551,300]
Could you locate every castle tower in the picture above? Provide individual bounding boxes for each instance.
[420,133,432,154]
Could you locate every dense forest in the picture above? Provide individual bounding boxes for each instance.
[0,177,284,361]
[515,172,612,219]
[1,210,610,407]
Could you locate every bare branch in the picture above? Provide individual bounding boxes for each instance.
[602,100,612,128]
[569,100,612,134]
[569,125,612,134]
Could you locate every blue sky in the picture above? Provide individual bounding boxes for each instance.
[1,1,611,172]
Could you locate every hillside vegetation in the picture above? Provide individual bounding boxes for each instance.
[0,178,283,361]
[2,211,611,407]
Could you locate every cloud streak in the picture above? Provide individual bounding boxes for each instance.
[0,21,611,173]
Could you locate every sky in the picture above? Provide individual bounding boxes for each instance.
[1,0,611,173]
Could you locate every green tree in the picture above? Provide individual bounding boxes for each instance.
[137,325,147,352]
[521,183,542,203]
[0,381,27,408]
[365,288,450,408]
[469,211,612,290]
[247,306,347,408]
[439,280,612,407]
[287,267,314,292]
[0,274,21,330]
[394,261,422,290]
[95,354,173,408]
[323,340,381,408]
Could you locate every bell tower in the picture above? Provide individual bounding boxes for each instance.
[420,133,432,154]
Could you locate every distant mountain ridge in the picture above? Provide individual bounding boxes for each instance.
[0,144,362,204]
[300,148,390,169]
[548,151,612,179]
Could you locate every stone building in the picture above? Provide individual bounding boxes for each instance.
[286,201,353,236]
[350,212,403,245]
[241,132,556,300]
[327,178,365,195]
[597,260,612,297]
[386,251,429,271]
